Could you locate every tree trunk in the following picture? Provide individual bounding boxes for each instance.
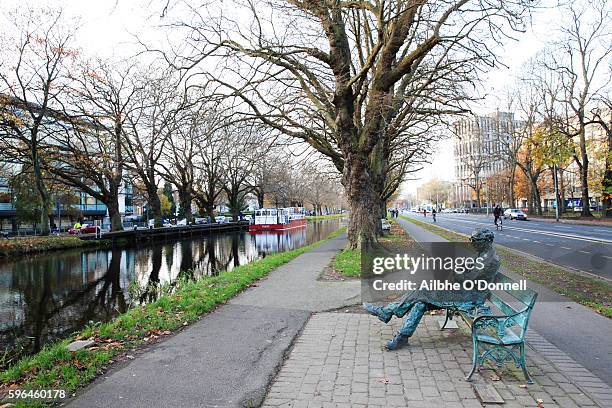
[146,184,163,227]
[32,160,51,235]
[205,202,216,223]
[344,157,378,249]
[106,198,124,232]
[602,124,612,217]
[256,188,265,209]
[531,178,542,216]
[509,166,516,207]
[578,128,593,217]
[178,188,193,223]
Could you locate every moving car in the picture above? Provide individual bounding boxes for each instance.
[68,224,99,234]
[504,208,528,220]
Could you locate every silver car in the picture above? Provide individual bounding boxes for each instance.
[504,208,528,220]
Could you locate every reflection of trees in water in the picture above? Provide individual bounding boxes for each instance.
[1,220,341,360]
[139,246,163,304]
[1,249,128,359]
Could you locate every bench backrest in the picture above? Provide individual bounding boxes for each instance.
[489,274,537,338]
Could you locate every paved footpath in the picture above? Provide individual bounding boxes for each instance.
[262,220,611,408]
[68,233,360,408]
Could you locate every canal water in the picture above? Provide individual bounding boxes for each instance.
[0,219,342,361]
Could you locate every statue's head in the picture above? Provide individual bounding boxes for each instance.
[469,228,494,251]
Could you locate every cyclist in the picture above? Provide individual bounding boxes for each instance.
[493,205,502,230]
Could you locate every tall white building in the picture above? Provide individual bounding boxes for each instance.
[452,111,523,208]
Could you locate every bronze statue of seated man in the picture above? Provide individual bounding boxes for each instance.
[363,228,500,350]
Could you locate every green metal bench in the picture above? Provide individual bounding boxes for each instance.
[441,274,538,384]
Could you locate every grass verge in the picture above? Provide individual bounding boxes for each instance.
[400,215,612,318]
[306,214,346,221]
[331,220,414,278]
[332,247,361,277]
[0,227,347,407]
[0,236,110,258]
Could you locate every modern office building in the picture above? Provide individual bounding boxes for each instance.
[452,111,523,208]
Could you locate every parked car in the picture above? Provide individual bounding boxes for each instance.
[68,224,99,234]
[504,208,528,220]
[381,218,391,231]
[177,218,188,226]
[215,216,229,224]
[147,219,172,228]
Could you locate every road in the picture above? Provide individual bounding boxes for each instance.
[404,212,612,279]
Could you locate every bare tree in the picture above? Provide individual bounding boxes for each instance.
[192,123,226,222]
[167,0,533,248]
[46,59,141,231]
[122,69,184,227]
[548,0,611,217]
[219,123,271,221]
[0,8,76,234]
[159,96,216,223]
[590,102,611,216]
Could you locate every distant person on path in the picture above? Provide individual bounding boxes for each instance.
[423,209,426,218]
[493,205,502,227]
[363,228,500,350]
[432,208,437,222]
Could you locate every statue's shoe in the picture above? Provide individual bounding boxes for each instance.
[386,333,409,350]
[362,303,392,323]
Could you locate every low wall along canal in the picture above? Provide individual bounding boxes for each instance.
[0,219,343,362]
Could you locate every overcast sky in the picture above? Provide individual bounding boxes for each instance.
[0,0,576,196]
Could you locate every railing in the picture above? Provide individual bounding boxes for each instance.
[0,203,108,213]
[72,204,107,212]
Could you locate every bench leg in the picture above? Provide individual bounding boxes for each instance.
[466,337,479,381]
[440,308,452,330]
[519,343,534,384]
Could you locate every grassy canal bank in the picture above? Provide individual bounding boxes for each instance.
[400,215,612,319]
[0,227,346,407]
[0,236,111,258]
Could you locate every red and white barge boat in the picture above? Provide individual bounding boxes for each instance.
[249,207,307,231]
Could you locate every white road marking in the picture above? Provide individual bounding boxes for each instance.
[437,217,612,244]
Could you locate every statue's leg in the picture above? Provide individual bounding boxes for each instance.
[363,297,416,323]
[386,302,428,350]
[362,303,393,323]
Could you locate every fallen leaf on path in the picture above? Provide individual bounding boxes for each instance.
[490,373,501,381]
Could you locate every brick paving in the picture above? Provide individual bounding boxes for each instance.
[262,313,604,408]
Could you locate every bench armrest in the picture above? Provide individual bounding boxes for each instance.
[472,311,525,339]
